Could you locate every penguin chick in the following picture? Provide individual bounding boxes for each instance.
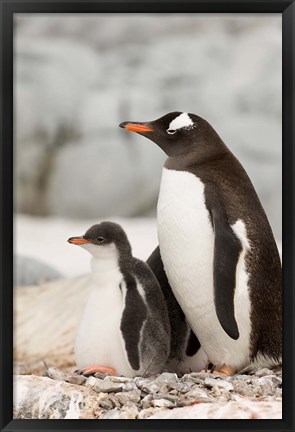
[68,221,170,378]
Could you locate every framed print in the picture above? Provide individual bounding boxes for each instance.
[0,1,294,431]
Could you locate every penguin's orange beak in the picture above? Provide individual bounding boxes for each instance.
[119,121,154,133]
[68,236,91,245]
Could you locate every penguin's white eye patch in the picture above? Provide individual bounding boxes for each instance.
[168,113,194,131]
[166,129,176,135]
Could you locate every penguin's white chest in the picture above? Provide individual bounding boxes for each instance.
[74,267,134,376]
[157,168,252,370]
[157,168,214,304]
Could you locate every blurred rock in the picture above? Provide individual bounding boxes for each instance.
[15,15,281,238]
[152,398,176,408]
[47,135,163,218]
[92,380,124,394]
[147,399,282,419]
[15,255,63,287]
[14,276,90,372]
[13,375,102,419]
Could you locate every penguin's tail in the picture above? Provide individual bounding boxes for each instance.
[234,353,282,377]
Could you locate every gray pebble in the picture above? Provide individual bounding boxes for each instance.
[271,376,282,386]
[233,380,255,397]
[174,382,195,393]
[115,389,141,405]
[47,367,68,382]
[141,381,161,394]
[108,394,121,409]
[85,376,98,388]
[93,379,124,394]
[141,394,153,409]
[154,373,178,388]
[253,377,276,395]
[121,402,139,419]
[105,375,132,383]
[99,408,122,419]
[94,372,108,379]
[252,385,264,396]
[134,377,151,389]
[204,377,234,391]
[180,373,206,385]
[152,398,175,408]
[123,381,138,392]
[98,397,113,410]
[255,368,273,377]
[100,403,139,419]
[232,374,252,382]
[185,386,213,401]
[154,392,179,403]
[176,398,199,407]
[66,374,86,386]
[137,407,162,419]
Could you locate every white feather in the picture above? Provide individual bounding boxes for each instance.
[168,113,193,131]
[157,167,252,371]
[74,248,136,377]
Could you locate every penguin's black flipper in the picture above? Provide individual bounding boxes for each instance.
[120,273,148,371]
[208,187,242,340]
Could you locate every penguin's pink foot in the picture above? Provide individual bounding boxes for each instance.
[202,364,235,376]
[76,365,117,377]
[214,365,235,376]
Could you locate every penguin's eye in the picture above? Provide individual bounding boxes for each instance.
[97,237,104,244]
[167,129,176,135]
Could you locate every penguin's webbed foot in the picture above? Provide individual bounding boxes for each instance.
[75,365,117,377]
[202,364,235,376]
[211,365,235,376]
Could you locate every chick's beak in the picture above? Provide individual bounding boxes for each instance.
[68,236,91,245]
[119,121,154,133]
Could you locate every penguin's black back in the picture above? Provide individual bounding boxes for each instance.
[120,256,170,373]
[132,257,169,328]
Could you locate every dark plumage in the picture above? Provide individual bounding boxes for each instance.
[120,112,282,373]
[147,247,201,364]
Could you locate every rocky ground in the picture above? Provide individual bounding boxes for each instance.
[14,366,282,419]
[14,270,283,420]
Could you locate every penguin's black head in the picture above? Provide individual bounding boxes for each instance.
[120,111,221,158]
[68,221,132,261]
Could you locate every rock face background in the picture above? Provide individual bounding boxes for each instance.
[15,14,282,239]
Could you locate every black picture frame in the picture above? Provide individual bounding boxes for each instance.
[0,1,294,431]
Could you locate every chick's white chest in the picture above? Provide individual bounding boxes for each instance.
[74,261,133,375]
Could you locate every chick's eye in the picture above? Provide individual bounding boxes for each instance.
[97,237,104,243]
[167,129,176,135]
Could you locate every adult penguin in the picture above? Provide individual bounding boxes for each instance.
[120,112,282,375]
